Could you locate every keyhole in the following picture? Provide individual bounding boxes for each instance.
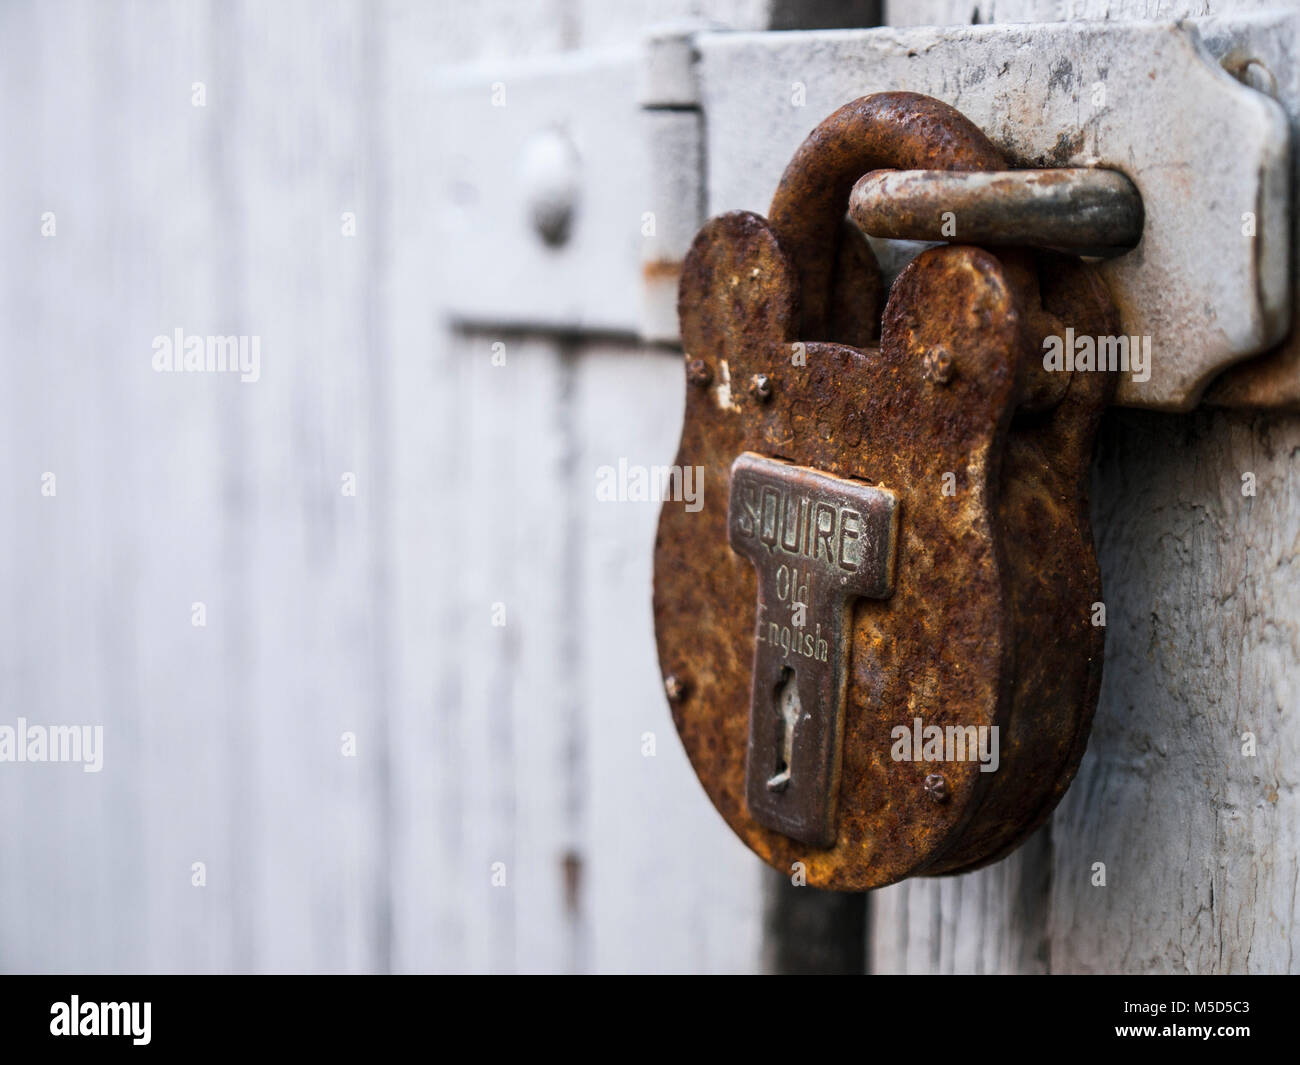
[767,667,801,792]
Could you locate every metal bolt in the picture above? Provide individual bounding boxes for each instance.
[664,674,688,704]
[522,128,579,247]
[923,347,954,384]
[750,373,773,401]
[924,772,950,803]
[687,358,712,387]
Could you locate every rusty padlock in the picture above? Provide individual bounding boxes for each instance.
[653,93,1123,891]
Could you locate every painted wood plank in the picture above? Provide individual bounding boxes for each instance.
[1049,410,1300,974]
[0,0,243,974]
[869,831,1051,973]
[205,0,389,974]
[572,343,766,974]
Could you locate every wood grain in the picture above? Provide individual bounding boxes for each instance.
[0,0,769,974]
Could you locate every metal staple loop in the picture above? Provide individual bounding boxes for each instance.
[849,168,1145,257]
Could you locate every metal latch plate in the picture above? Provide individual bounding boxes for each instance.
[696,17,1294,411]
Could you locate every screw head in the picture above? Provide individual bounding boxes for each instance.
[687,359,712,387]
[664,674,688,704]
[923,347,954,385]
[749,373,773,401]
[924,772,950,803]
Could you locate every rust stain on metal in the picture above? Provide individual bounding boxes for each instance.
[1204,338,1300,409]
[643,258,684,282]
[654,92,1117,891]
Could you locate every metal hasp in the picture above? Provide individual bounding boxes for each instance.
[727,454,898,847]
[655,93,1117,891]
[694,18,1292,410]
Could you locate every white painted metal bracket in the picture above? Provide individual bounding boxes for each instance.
[435,49,649,336]
[434,29,708,344]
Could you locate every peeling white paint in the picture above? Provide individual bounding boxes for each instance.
[715,357,742,411]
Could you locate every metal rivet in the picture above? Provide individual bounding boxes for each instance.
[749,373,773,401]
[924,772,950,803]
[664,674,688,703]
[687,359,712,387]
[923,347,954,384]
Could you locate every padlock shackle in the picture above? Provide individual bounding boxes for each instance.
[850,168,1144,256]
[768,92,1007,343]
